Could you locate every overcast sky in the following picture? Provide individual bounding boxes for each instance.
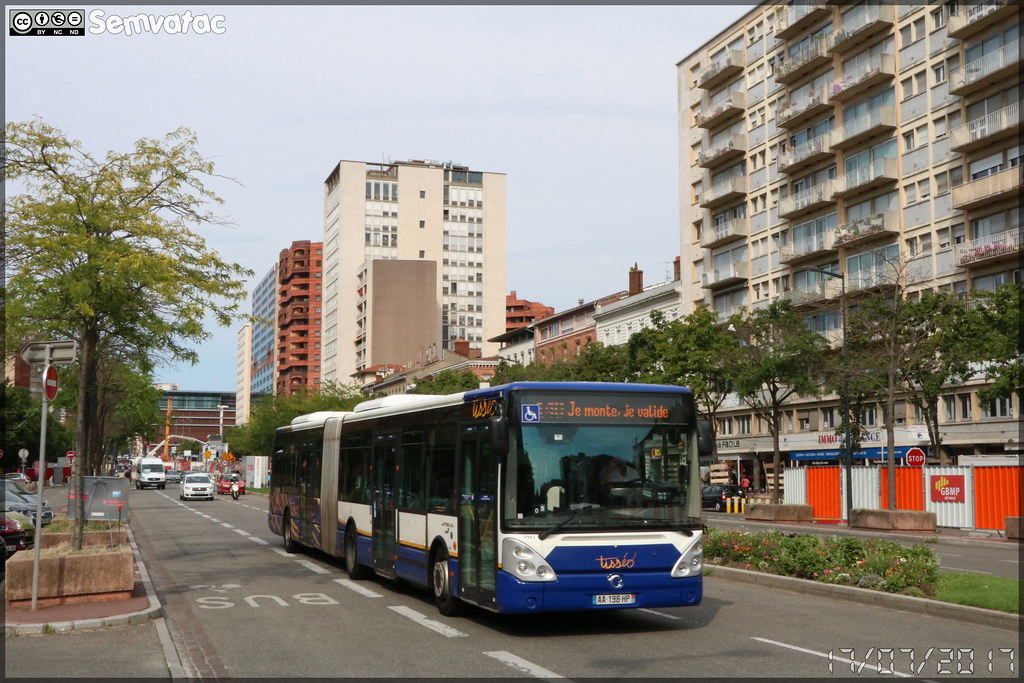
[5,4,752,391]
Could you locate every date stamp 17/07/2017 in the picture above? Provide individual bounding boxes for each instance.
[828,648,1016,676]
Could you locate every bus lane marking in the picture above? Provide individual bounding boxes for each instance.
[333,578,383,598]
[483,651,567,679]
[220,522,234,529]
[387,605,468,638]
[752,637,913,678]
[638,608,683,620]
[296,559,331,574]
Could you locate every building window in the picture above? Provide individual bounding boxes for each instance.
[419,190,426,199]
[821,407,836,429]
[861,405,878,426]
[983,397,1012,419]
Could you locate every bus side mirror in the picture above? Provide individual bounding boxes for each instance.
[697,420,714,457]
[489,415,509,463]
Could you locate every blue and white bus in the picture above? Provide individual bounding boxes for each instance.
[268,381,713,616]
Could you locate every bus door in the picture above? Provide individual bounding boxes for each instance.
[371,431,399,578]
[298,435,322,546]
[457,422,497,609]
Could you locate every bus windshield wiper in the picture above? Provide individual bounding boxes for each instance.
[539,505,597,540]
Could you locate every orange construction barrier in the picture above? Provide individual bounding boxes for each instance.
[974,466,1022,531]
[806,466,841,520]
[878,466,924,511]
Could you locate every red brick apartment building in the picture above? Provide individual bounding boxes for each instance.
[505,291,554,330]
[276,240,323,395]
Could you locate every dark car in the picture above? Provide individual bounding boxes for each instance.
[701,484,747,512]
[165,469,183,484]
[1,514,32,561]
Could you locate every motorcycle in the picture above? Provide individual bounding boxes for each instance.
[230,481,240,500]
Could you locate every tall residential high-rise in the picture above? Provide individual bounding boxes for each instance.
[249,265,278,402]
[235,323,252,425]
[320,159,507,383]
[677,2,1020,464]
[276,240,323,395]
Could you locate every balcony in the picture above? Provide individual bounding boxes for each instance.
[698,134,746,169]
[779,181,835,219]
[701,218,748,249]
[774,3,831,41]
[780,229,838,264]
[955,227,1022,267]
[829,4,895,53]
[776,85,833,129]
[950,103,1020,153]
[830,106,896,150]
[696,91,746,129]
[833,157,898,198]
[828,53,895,102]
[833,211,899,248]
[949,40,1021,96]
[701,261,750,289]
[782,279,840,306]
[948,1,1019,39]
[952,166,1024,211]
[778,133,833,174]
[773,37,832,85]
[848,265,897,293]
[699,176,746,209]
[698,50,744,90]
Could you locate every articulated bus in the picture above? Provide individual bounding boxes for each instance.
[268,381,713,616]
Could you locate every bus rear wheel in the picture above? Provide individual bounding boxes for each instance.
[431,548,464,617]
[344,526,370,579]
[282,510,299,553]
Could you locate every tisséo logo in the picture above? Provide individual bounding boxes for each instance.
[9,8,85,36]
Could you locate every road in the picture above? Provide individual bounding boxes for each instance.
[115,489,1017,679]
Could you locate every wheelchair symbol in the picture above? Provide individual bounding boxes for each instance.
[522,404,540,423]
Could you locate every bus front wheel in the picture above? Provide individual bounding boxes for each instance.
[344,526,370,579]
[282,510,299,553]
[431,548,464,617]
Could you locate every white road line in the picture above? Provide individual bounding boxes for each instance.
[233,528,250,536]
[387,605,468,638]
[333,578,383,598]
[483,651,566,679]
[220,522,234,529]
[249,537,269,545]
[209,518,221,523]
[752,637,912,678]
[637,608,682,620]
[941,566,992,574]
[271,548,291,557]
[295,559,331,574]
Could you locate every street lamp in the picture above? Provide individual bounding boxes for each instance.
[803,265,853,523]
[216,404,228,458]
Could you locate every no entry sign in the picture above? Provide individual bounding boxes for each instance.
[43,365,59,401]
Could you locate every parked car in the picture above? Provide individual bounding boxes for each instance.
[3,472,31,483]
[1,513,32,560]
[3,479,49,510]
[180,473,215,501]
[701,484,747,512]
[0,508,35,554]
[3,490,54,526]
[165,469,183,484]
[218,476,245,496]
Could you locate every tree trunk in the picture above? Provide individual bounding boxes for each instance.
[926,398,947,465]
[885,372,897,511]
[771,404,782,504]
[72,325,99,551]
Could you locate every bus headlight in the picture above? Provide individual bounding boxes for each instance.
[502,539,557,583]
[671,538,703,578]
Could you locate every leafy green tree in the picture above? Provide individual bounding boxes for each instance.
[4,118,252,547]
[227,382,363,456]
[971,283,1022,403]
[413,369,481,395]
[730,300,829,503]
[2,385,75,472]
[568,342,632,382]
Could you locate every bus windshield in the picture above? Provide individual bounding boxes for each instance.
[504,420,699,533]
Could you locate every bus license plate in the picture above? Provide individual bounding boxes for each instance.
[593,593,635,605]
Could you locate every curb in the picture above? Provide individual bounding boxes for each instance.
[3,526,164,636]
[707,564,1021,632]
[710,515,1011,546]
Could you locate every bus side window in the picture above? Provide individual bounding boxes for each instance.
[427,451,455,514]
[400,436,426,510]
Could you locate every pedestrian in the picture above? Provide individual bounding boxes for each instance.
[741,475,750,492]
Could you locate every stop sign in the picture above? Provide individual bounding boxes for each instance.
[43,364,59,401]
[906,447,926,466]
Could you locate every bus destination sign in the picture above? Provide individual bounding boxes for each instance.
[521,393,683,424]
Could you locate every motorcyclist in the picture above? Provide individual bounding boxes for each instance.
[229,473,241,500]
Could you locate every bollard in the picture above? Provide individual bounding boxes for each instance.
[740,497,746,515]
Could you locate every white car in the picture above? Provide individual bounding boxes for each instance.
[179,473,215,501]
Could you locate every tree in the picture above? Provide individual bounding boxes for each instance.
[1,385,75,472]
[413,369,481,395]
[971,282,1022,403]
[730,300,828,503]
[227,382,363,456]
[4,118,252,548]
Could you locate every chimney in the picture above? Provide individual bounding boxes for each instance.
[673,256,681,282]
[628,263,643,296]
[453,339,471,357]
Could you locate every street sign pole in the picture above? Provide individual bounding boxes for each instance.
[32,353,53,610]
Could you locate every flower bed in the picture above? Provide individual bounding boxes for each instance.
[704,528,940,597]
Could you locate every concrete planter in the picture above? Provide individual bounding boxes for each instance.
[850,508,936,532]
[3,545,134,607]
[745,503,814,522]
[40,529,128,549]
[1006,517,1022,540]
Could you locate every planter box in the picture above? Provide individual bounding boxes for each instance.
[745,503,813,522]
[4,545,134,607]
[1006,516,1022,540]
[850,509,936,532]
[40,529,128,549]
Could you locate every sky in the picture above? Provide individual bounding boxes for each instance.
[5,3,752,391]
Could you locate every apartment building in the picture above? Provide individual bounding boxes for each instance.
[275,240,323,395]
[235,323,251,425]
[320,160,507,384]
[677,1,1020,466]
[249,265,278,403]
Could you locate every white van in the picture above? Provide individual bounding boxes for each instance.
[132,456,167,489]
